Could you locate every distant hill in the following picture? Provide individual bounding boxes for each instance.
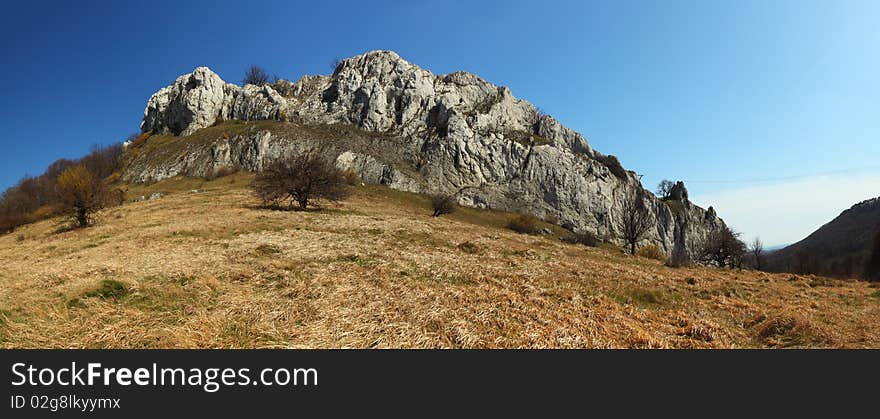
[766,197,880,278]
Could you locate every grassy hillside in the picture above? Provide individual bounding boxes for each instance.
[1,174,878,348]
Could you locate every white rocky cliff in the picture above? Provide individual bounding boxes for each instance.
[130,50,724,254]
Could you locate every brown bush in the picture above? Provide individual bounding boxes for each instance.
[56,165,113,228]
[753,311,827,347]
[430,194,457,217]
[0,143,125,233]
[342,170,361,185]
[637,244,665,261]
[507,213,541,235]
[251,154,350,210]
[561,231,601,247]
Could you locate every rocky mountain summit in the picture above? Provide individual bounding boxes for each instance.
[128,50,724,254]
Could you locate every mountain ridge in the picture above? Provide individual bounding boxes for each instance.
[767,196,880,277]
[127,50,725,256]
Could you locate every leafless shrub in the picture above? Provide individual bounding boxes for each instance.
[616,188,653,255]
[507,213,541,235]
[430,194,457,217]
[561,231,601,247]
[243,65,270,86]
[250,154,350,210]
[698,226,747,268]
[750,237,764,270]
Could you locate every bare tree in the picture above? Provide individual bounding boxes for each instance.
[656,179,675,200]
[750,237,764,270]
[430,193,457,217]
[698,226,746,268]
[243,65,270,86]
[616,188,653,255]
[251,154,350,210]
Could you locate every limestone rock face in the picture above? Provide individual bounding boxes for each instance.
[132,50,724,253]
[230,84,287,122]
[669,181,689,201]
[141,67,238,136]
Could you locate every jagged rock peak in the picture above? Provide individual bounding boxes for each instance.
[140,50,593,157]
[131,50,725,254]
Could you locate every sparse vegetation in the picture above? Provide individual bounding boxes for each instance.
[250,154,350,210]
[243,65,270,86]
[698,226,747,268]
[656,179,674,200]
[636,244,665,261]
[594,154,628,180]
[0,143,123,233]
[616,188,653,255]
[506,213,541,235]
[750,237,764,270]
[430,193,457,217]
[2,176,878,349]
[56,165,119,228]
[561,231,601,247]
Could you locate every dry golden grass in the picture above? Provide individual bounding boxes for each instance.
[1,174,878,349]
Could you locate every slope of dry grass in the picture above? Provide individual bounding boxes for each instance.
[1,174,878,348]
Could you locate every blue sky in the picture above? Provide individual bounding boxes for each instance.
[0,0,877,246]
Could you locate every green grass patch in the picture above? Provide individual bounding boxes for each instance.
[83,279,128,299]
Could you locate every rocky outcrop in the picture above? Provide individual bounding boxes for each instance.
[131,50,725,253]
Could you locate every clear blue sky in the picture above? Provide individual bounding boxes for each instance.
[1,0,877,245]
